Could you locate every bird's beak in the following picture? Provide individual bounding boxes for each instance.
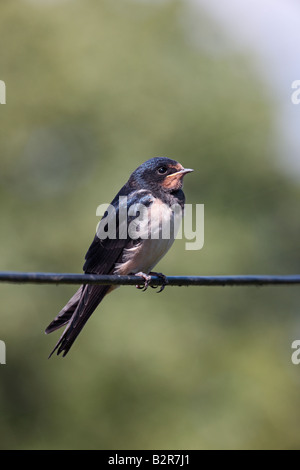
[166,168,194,178]
[180,168,194,175]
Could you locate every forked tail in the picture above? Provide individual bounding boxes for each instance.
[46,284,110,357]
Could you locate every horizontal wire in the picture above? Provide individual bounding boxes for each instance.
[0,271,300,286]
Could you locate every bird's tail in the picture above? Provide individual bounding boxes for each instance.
[45,286,83,334]
[46,284,111,358]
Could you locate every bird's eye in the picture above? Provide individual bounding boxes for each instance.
[157,166,168,175]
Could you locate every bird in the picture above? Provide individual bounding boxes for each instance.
[45,157,193,357]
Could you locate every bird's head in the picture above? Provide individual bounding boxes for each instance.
[129,157,193,192]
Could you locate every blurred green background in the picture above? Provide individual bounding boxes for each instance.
[1,0,300,450]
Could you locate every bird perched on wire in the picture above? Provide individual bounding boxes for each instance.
[45,157,193,357]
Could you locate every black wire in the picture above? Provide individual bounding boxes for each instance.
[0,271,300,286]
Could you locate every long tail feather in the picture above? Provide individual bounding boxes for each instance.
[48,284,110,358]
[45,286,83,334]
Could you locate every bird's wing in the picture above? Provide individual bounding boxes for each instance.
[48,188,154,357]
[83,188,153,274]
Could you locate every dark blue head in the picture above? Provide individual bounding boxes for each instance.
[129,157,193,192]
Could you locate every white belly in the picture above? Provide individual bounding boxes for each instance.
[114,199,181,275]
[132,237,175,274]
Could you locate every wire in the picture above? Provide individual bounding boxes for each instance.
[0,271,300,286]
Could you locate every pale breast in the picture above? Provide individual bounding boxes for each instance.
[114,197,181,275]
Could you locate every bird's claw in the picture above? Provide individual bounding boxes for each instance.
[149,272,169,293]
[135,272,152,291]
[135,271,169,292]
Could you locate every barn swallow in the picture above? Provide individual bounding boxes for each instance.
[46,157,193,357]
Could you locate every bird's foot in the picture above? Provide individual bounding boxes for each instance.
[135,272,152,291]
[149,271,169,293]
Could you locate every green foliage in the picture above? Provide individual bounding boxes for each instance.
[0,0,299,449]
